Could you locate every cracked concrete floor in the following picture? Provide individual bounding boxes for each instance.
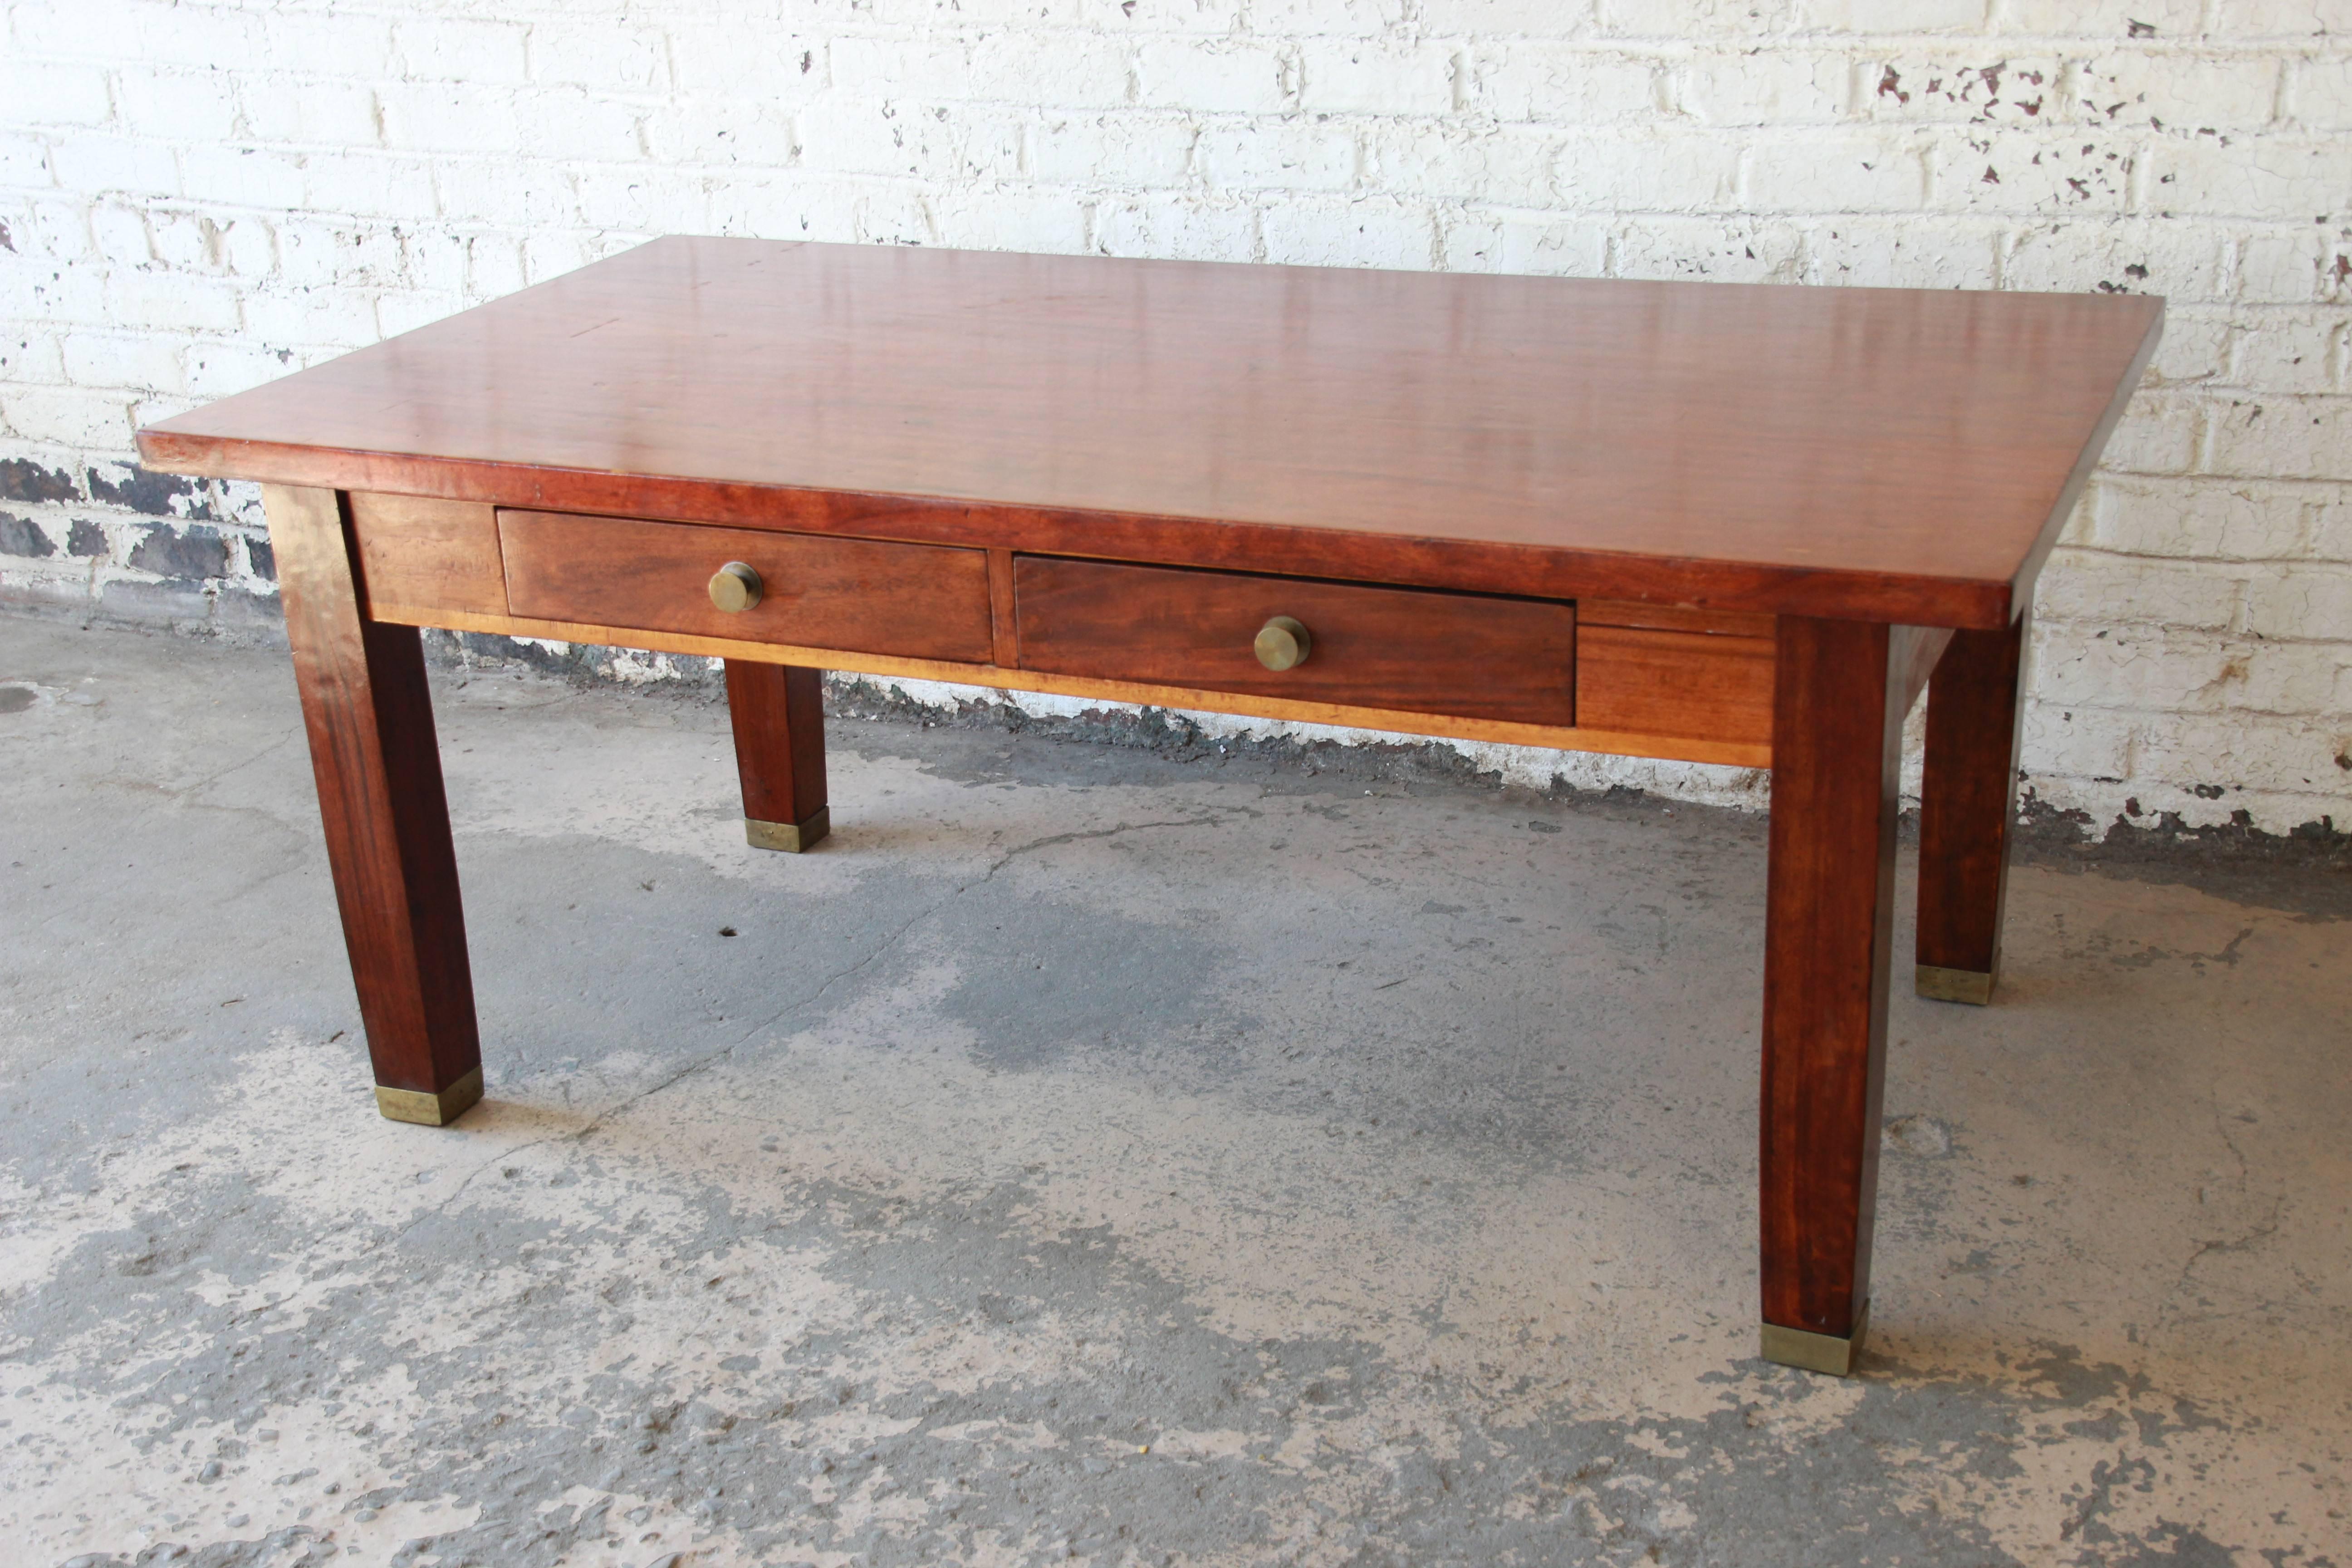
[1,612,2348,1568]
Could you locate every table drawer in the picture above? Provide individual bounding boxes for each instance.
[1576,601,1776,745]
[1015,557,1577,726]
[498,510,995,664]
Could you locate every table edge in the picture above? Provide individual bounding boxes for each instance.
[2003,294,2166,625]
[136,431,2026,629]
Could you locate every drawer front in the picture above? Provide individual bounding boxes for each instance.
[499,510,994,664]
[1015,557,1577,726]
[1576,602,1775,745]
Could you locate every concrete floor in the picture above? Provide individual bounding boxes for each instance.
[0,612,2347,1568]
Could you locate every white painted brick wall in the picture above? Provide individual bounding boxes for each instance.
[2,0,2349,834]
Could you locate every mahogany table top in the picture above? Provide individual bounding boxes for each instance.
[138,236,2161,629]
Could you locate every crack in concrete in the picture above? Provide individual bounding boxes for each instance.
[979,812,1246,879]
[2182,926,2258,969]
[107,729,301,806]
[2160,1108,2285,1323]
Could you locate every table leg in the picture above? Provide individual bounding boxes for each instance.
[266,485,482,1126]
[1759,615,1927,1374]
[1916,612,2029,1006]
[723,660,830,852]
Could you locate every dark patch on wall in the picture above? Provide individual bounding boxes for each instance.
[98,578,213,628]
[2014,796,2352,919]
[0,457,80,505]
[66,519,109,558]
[416,627,726,687]
[453,630,567,676]
[453,628,581,676]
[246,536,274,580]
[0,511,54,558]
[87,465,218,520]
[826,673,1514,795]
[128,524,229,581]
[212,587,283,637]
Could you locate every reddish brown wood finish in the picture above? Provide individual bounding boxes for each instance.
[986,548,1020,668]
[1015,557,1578,726]
[137,238,2163,630]
[1917,612,2030,989]
[1576,624,1776,745]
[1579,599,1778,639]
[266,484,480,1099]
[1759,616,1926,1342]
[498,509,993,663]
[1901,627,1958,715]
[347,492,507,619]
[724,661,829,835]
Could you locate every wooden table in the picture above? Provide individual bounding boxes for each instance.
[137,238,2161,1376]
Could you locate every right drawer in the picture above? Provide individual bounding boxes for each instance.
[1015,557,1578,727]
[1576,601,1777,745]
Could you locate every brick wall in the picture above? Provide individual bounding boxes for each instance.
[2,0,2347,833]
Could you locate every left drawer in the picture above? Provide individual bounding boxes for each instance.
[498,509,995,663]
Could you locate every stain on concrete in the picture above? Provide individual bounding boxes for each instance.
[3,616,2347,1566]
[928,884,1250,1073]
[1883,1113,1954,1158]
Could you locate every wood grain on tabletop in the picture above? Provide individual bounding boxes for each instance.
[138,237,2162,628]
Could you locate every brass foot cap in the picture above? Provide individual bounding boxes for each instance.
[1916,963,1995,1006]
[1760,1301,1869,1376]
[746,806,830,853]
[375,1066,485,1127]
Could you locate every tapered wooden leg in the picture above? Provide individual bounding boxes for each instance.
[1759,616,1927,1374]
[1916,612,2029,1006]
[723,660,829,852]
[266,485,481,1126]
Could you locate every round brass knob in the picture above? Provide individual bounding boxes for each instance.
[1253,615,1312,672]
[708,561,762,613]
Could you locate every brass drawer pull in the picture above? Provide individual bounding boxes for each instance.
[1254,615,1311,671]
[708,561,762,612]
